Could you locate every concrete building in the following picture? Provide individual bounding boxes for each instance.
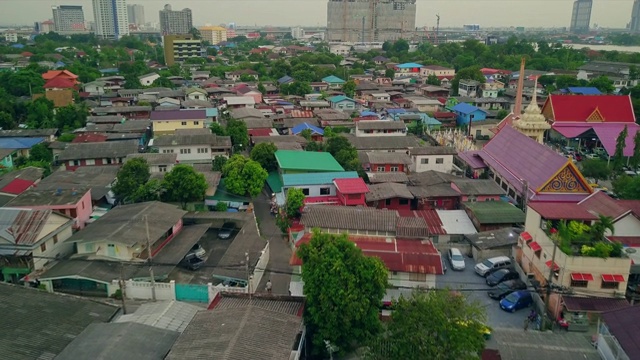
[631,0,640,32]
[159,4,192,35]
[570,0,592,33]
[4,31,18,43]
[327,0,416,42]
[92,0,128,40]
[127,4,145,26]
[163,34,202,66]
[291,27,305,39]
[199,26,227,45]
[52,5,85,32]
[39,20,56,33]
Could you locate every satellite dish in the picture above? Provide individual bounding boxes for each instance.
[625,248,637,254]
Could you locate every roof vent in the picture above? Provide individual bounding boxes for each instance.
[625,248,637,254]
[55,188,62,196]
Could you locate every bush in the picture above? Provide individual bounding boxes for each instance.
[214,202,228,212]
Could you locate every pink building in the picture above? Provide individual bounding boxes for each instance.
[5,187,93,229]
[334,178,369,206]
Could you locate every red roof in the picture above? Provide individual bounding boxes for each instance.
[72,133,108,143]
[42,70,78,81]
[578,191,629,219]
[44,77,78,89]
[608,236,640,247]
[248,128,273,137]
[397,209,447,235]
[334,178,369,194]
[617,200,640,218]
[21,52,33,57]
[433,111,457,119]
[544,95,636,123]
[0,178,35,195]
[528,202,599,221]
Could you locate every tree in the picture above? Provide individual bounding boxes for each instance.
[28,143,53,163]
[426,74,441,85]
[299,128,312,141]
[249,142,278,171]
[54,104,88,131]
[130,179,164,203]
[451,66,485,96]
[189,27,201,39]
[297,231,388,356]
[326,135,353,157]
[630,130,640,170]
[123,74,142,89]
[613,175,640,199]
[257,82,266,95]
[385,69,395,79]
[496,109,510,120]
[613,125,628,171]
[342,80,356,98]
[580,159,612,183]
[222,155,268,197]
[162,164,208,209]
[57,133,76,142]
[209,122,227,136]
[392,39,410,54]
[367,290,487,360]
[588,75,615,94]
[25,97,55,129]
[226,118,249,149]
[590,215,615,242]
[212,155,228,172]
[0,111,16,130]
[151,76,175,88]
[112,158,151,202]
[285,188,305,218]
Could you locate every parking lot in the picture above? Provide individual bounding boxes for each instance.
[167,227,236,285]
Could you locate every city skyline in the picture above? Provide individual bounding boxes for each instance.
[0,0,636,29]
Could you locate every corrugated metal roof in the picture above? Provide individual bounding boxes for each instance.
[282,171,358,187]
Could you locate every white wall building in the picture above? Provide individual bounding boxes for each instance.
[291,27,305,39]
[409,147,458,173]
[92,0,129,40]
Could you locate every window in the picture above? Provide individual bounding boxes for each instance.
[534,250,541,259]
[570,280,588,288]
[181,121,187,126]
[197,148,209,154]
[399,199,409,205]
[53,234,58,245]
[85,159,95,166]
[193,121,199,125]
[377,166,385,172]
[385,199,392,206]
[302,188,310,196]
[40,243,46,252]
[320,187,330,195]
[602,281,619,290]
[436,158,444,164]
[180,148,191,154]
[69,209,77,218]
[85,243,94,253]
[81,201,85,209]
[106,158,112,164]
[390,166,399,172]
[421,158,429,164]
[72,160,80,166]
[159,165,167,172]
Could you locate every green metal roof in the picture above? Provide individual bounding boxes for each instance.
[275,150,344,172]
[266,171,283,193]
[463,201,525,224]
[282,171,358,187]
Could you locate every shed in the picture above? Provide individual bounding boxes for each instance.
[464,228,520,262]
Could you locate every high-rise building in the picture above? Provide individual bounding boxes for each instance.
[631,0,640,32]
[199,26,227,45]
[327,0,416,42]
[52,5,86,32]
[159,4,193,35]
[92,0,129,40]
[163,34,202,66]
[127,4,145,26]
[291,27,305,39]
[570,0,592,33]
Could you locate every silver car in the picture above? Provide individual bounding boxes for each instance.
[448,248,466,271]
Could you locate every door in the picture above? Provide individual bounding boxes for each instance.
[107,244,116,257]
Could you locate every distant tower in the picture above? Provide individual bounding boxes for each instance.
[52,5,85,32]
[570,0,592,33]
[512,77,550,144]
[631,0,640,32]
[92,0,128,40]
[127,4,145,26]
[159,4,193,35]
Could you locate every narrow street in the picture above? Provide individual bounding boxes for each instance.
[253,190,292,295]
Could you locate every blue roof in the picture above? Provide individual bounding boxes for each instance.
[282,171,359,187]
[386,108,407,114]
[278,75,294,84]
[328,95,356,104]
[566,87,602,95]
[360,111,379,117]
[0,137,45,149]
[99,68,119,74]
[396,63,424,69]
[291,123,324,135]
[422,115,442,126]
[322,75,346,84]
[451,103,484,115]
[11,44,25,49]
[205,108,219,118]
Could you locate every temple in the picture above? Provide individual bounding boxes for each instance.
[512,77,550,144]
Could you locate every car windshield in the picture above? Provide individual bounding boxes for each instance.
[496,283,510,291]
[504,293,518,303]
[451,254,464,261]
[481,259,493,267]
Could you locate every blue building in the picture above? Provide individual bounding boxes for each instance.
[451,103,487,126]
[328,95,358,112]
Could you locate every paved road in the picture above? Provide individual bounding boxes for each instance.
[254,190,292,295]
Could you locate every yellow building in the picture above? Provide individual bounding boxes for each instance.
[163,34,202,66]
[151,109,207,136]
[199,26,227,45]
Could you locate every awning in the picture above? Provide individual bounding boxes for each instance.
[571,273,594,281]
[528,241,542,252]
[545,260,560,272]
[520,231,532,242]
[602,274,625,283]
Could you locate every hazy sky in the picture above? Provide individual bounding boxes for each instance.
[1,0,635,29]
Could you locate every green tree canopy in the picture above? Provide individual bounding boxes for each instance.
[342,80,356,98]
[298,231,388,356]
[28,143,53,163]
[162,164,208,209]
[580,159,612,183]
[209,122,227,136]
[212,155,228,172]
[222,155,268,197]
[249,142,278,172]
[226,118,249,148]
[452,66,485,96]
[130,179,164,203]
[613,175,640,199]
[588,75,615,94]
[112,157,151,202]
[285,188,305,218]
[630,130,640,170]
[367,290,487,360]
[613,125,629,171]
[151,76,175,89]
[54,104,88,131]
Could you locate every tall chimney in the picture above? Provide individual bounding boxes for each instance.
[513,57,526,116]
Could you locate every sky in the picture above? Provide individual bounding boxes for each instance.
[0,0,636,29]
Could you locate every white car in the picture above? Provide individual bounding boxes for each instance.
[448,248,466,271]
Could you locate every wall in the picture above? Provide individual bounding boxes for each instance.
[140,74,160,86]
[158,144,214,164]
[610,214,640,237]
[421,68,455,77]
[63,157,124,171]
[249,241,270,293]
[332,100,356,112]
[368,163,406,172]
[283,184,337,198]
[337,191,366,206]
[31,220,74,271]
[355,129,405,137]
[412,154,454,173]
[372,197,411,211]
[388,271,435,288]
[76,240,134,260]
[23,191,93,229]
[153,119,206,136]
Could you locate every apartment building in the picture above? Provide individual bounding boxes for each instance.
[159,4,193,35]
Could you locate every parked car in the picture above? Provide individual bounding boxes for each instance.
[186,243,206,259]
[448,248,466,271]
[488,279,527,300]
[499,290,533,312]
[474,256,513,277]
[585,153,598,160]
[486,269,520,286]
[441,256,447,274]
[218,222,236,239]
[181,254,205,271]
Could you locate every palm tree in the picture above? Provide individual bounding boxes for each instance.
[590,215,615,242]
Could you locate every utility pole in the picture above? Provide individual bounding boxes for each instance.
[245,252,251,298]
[145,215,156,301]
[521,180,529,210]
[119,262,127,314]
[543,240,558,330]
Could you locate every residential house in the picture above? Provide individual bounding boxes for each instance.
[360,152,412,173]
[301,205,398,236]
[366,182,414,211]
[224,69,259,81]
[480,80,504,98]
[462,201,526,232]
[0,208,74,278]
[0,167,43,203]
[406,97,443,113]
[577,61,638,90]
[328,95,358,112]
[280,171,359,204]
[366,172,409,184]
[597,306,640,360]
[458,79,481,98]
[372,56,389,65]
[420,65,455,79]
[157,97,181,108]
[433,112,458,128]
[57,140,138,171]
[139,73,161,86]
[421,85,450,98]
[344,134,421,152]
[0,129,58,142]
[309,82,329,93]
[409,147,458,173]
[451,103,487,126]
[222,95,256,109]
[0,137,46,159]
[275,150,344,175]
[406,171,461,211]
[299,100,330,111]
[355,121,407,137]
[126,153,178,177]
[394,63,423,78]
[153,129,232,164]
[41,166,119,206]
[151,109,207,136]
[451,178,505,202]
[465,228,520,262]
[185,88,208,101]
[83,80,107,96]
[333,178,368,206]
[291,123,323,141]
[321,75,346,90]
[91,106,152,120]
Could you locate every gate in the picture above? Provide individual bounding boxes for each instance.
[175,283,209,303]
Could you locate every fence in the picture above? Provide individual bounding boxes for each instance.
[108,279,248,304]
[250,242,270,293]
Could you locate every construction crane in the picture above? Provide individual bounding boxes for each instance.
[435,14,440,44]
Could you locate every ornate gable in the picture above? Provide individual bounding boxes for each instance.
[586,107,605,122]
[537,161,592,194]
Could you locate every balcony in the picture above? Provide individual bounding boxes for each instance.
[542,219,624,259]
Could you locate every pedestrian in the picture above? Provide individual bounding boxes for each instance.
[266,279,272,294]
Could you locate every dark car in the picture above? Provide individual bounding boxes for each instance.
[181,254,205,271]
[486,269,519,287]
[488,279,527,300]
[500,290,533,312]
[217,222,236,239]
